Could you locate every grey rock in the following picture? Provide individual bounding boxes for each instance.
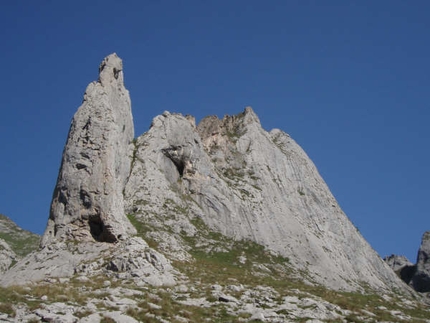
[385,254,413,272]
[384,254,416,286]
[103,237,177,286]
[0,238,16,273]
[0,241,110,286]
[0,55,415,301]
[412,231,430,292]
[103,311,139,323]
[0,237,176,287]
[41,53,135,247]
[78,313,101,323]
[124,107,407,292]
[34,302,78,323]
[0,214,40,258]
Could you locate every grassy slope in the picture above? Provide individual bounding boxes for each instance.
[0,214,40,257]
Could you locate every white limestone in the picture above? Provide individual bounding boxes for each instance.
[41,53,136,247]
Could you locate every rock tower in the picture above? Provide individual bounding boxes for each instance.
[41,53,136,247]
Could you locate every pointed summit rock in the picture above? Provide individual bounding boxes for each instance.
[412,231,430,292]
[41,53,136,247]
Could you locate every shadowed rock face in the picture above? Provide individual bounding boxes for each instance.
[385,232,430,293]
[40,53,136,247]
[412,231,430,292]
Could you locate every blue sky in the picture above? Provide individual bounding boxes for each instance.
[1,1,429,262]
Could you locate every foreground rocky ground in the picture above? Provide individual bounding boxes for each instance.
[1,267,430,323]
[1,227,430,323]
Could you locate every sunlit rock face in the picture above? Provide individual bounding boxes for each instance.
[41,53,136,247]
[26,53,407,293]
[124,107,405,292]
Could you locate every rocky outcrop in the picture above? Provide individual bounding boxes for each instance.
[0,214,39,273]
[2,54,410,294]
[41,53,136,247]
[385,232,430,292]
[385,254,414,272]
[124,108,407,292]
[384,254,416,286]
[4,54,430,322]
[0,238,16,273]
[412,231,430,292]
[0,237,176,287]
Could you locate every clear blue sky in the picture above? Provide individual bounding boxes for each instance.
[1,1,429,262]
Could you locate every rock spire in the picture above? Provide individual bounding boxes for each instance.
[41,53,136,247]
[412,231,430,292]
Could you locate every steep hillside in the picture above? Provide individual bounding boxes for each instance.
[0,214,40,258]
[123,108,404,292]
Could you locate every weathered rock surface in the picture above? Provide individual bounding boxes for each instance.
[412,231,430,292]
[2,53,430,321]
[41,53,136,247]
[0,236,177,287]
[2,280,427,323]
[385,254,414,272]
[385,232,430,293]
[0,214,40,273]
[384,254,416,287]
[124,108,407,292]
[1,54,411,295]
[0,238,16,273]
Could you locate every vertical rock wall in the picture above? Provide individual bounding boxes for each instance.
[412,231,430,292]
[41,53,136,247]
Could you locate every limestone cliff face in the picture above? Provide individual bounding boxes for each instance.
[35,54,407,292]
[124,108,406,292]
[412,231,430,292]
[41,53,136,247]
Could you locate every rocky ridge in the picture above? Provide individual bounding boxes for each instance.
[0,214,40,273]
[1,53,429,322]
[386,231,430,293]
[123,107,404,292]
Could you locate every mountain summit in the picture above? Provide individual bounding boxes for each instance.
[6,53,405,292]
[2,54,425,322]
[122,102,403,292]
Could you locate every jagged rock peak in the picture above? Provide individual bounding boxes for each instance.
[412,231,430,292]
[124,106,408,292]
[242,106,260,123]
[41,54,136,247]
[385,254,413,272]
[98,53,124,86]
[197,106,261,145]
